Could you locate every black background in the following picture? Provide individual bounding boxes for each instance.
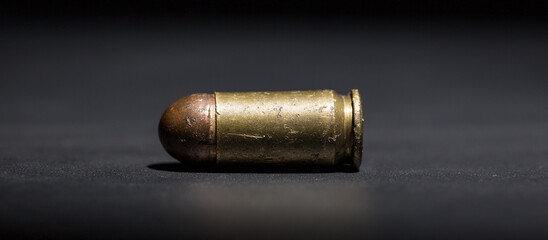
[1,1,547,239]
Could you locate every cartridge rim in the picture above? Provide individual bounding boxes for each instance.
[351,89,363,170]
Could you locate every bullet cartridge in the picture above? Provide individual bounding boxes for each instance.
[158,89,363,169]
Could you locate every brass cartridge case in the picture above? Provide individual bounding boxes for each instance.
[158,89,363,169]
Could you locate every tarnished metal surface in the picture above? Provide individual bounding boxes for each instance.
[158,89,363,169]
[158,93,216,164]
[215,90,361,167]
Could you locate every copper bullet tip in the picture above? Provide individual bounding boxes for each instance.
[158,93,216,164]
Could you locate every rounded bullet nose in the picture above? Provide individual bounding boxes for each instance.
[158,93,216,164]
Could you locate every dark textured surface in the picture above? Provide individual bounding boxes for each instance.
[1,19,547,239]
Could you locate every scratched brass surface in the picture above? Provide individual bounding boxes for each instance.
[215,90,361,167]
